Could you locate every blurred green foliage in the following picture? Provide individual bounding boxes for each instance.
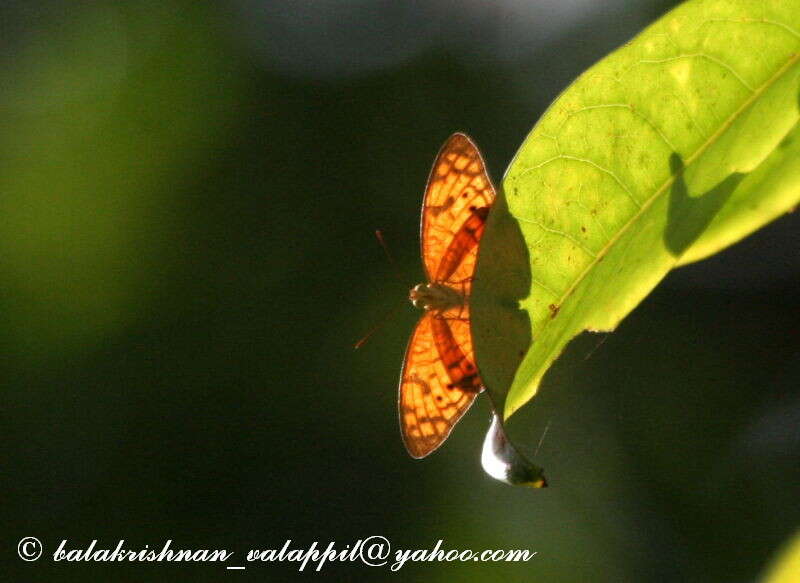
[1,3,244,362]
[4,1,798,581]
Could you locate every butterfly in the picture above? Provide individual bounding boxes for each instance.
[399,133,496,458]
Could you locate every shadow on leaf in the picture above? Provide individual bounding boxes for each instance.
[665,152,746,256]
[472,184,532,414]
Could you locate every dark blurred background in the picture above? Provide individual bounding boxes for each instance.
[4,1,799,581]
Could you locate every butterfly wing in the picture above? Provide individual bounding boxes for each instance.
[399,308,482,458]
[399,133,496,458]
[420,133,496,289]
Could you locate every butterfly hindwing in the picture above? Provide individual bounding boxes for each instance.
[399,310,480,458]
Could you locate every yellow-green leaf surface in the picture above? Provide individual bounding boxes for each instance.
[473,0,800,419]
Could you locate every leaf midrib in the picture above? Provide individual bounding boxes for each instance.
[521,51,800,345]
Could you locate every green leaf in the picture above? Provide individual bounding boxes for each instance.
[473,0,800,419]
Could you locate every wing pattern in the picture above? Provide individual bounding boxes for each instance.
[399,306,480,458]
[400,133,496,458]
[420,133,496,291]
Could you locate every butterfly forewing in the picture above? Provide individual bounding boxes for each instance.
[420,133,496,289]
[399,133,496,458]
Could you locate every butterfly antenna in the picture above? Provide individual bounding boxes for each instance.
[354,298,407,350]
[375,229,405,283]
[354,230,411,350]
[534,419,552,457]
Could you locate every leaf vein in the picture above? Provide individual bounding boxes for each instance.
[532,279,560,299]
[699,17,800,41]
[638,53,755,92]
[516,215,598,259]
[539,51,800,337]
[557,102,677,152]
[521,154,642,209]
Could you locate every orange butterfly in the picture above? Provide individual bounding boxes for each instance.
[399,133,496,458]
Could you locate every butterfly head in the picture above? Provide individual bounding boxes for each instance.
[409,282,464,312]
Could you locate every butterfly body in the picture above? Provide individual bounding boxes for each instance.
[399,133,496,459]
[409,282,463,312]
